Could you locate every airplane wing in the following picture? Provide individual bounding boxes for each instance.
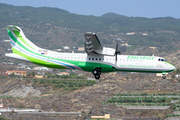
[84,32,115,56]
[84,32,103,55]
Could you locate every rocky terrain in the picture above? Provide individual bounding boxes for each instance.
[0,72,179,119]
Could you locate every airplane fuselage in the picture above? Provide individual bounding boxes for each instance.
[5,25,175,79]
[6,51,175,73]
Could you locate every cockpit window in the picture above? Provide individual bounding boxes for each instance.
[158,58,167,62]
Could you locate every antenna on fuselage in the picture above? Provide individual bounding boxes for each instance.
[115,38,121,65]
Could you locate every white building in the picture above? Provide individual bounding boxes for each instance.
[3,40,10,42]
[143,33,148,36]
[63,46,70,50]
[57,72,70,76]
[33,67,49,71]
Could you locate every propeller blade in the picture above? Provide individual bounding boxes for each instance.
[115,53,117,65]
[116,41,118,52]
[115,38,121,65]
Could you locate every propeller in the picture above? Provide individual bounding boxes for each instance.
[115,39,121,65]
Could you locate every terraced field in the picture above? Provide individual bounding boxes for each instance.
[103,93,180,118]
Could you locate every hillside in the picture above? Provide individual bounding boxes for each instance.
[0,3,180,52]
[0,73,179,119]
[101,12,125,18]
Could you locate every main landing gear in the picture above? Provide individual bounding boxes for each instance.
[92,67,101,79]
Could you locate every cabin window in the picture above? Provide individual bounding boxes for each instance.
[92,58,94,60]
[89,58,91,60]
[96,58,98,60]
[99,58,101,61]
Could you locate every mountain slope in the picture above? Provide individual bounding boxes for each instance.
[0,3,180,52]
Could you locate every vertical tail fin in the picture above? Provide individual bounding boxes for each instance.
[7,25,40,53]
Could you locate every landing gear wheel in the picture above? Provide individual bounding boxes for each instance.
[95,74,100,79]
[93,70,98,75]
[92,67,101,79]
[162,75,166,79]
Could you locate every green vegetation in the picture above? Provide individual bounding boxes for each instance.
[45,73,87,79]
[107,96,179,104]
[104,93,180,106]
[115,92,180,96]
[0,95,17,98]
[0,3,180,52]
[0,116,9,120]
[32,79,96,90]
[17,105,24,108]
[172,68,180,78]
[165,101,180,118]
[102,102,170,106]
[166,114,180,118]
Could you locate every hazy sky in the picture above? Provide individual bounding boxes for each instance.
[1,0,180,18]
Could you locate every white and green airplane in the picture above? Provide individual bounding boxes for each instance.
[5,25,175,79]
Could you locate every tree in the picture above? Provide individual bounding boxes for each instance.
[31,71,36,77]
[176,68,180,74]
[9,72,15,77]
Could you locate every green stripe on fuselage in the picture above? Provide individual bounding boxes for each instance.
[12,47,67,69]
[8,29,115,72]
[164,61,174,67]
[12,30,35,50]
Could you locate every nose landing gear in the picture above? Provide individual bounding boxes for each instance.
[162,75,166,79]
[92,67,101,79]
[162,72,167,79]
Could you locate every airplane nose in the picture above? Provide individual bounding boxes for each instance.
[172,66,176,71]
[165,62,175,71]
[170,65,176,71]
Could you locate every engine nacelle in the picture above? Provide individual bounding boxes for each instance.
[94,47,115,56]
